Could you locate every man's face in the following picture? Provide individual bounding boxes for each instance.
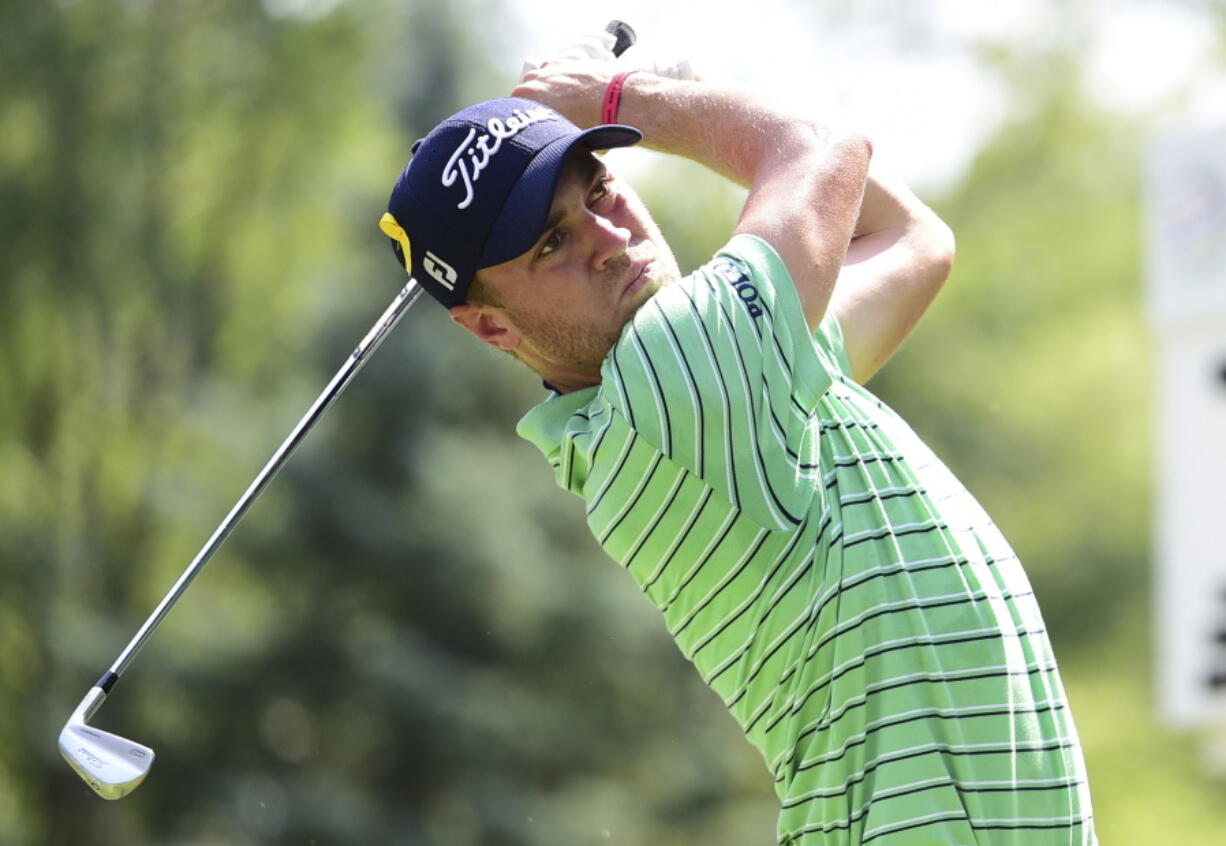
[451,150,681,391]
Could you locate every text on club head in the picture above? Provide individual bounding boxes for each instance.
[77,747,107,770]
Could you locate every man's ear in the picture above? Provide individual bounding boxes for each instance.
[449,303,521,352]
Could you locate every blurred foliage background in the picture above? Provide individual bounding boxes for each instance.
[2,0,1225,844]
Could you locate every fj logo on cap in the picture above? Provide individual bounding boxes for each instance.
[423,251,458,290]
[441,106,557,210]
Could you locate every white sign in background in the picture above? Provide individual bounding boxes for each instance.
[1146,123,1226,728]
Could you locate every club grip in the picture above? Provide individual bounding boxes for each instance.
[605,20,636,57]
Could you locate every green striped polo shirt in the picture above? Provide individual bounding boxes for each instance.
[518,234,1096,845]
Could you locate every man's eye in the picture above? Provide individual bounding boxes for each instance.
[539,230,563,257]
[591,177,612,203]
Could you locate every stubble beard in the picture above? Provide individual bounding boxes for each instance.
[507,252,639,378]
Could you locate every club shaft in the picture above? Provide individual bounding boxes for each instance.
[104,280,424,686]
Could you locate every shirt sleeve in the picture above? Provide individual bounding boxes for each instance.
[599,233,847,530]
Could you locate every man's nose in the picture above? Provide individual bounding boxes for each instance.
[589,212,631,271]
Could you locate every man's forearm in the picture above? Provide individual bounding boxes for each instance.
[832,165,956,382]
[608,75,824,188]
[518,69,847,192]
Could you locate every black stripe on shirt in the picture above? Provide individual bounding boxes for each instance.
[658,299,706,478]
[783,770,1084,812]
[627,321,674,456]
[858,812,1089,845]
[621,466,691,571]
[586,424,639,515]
[598,449,666,545]
[642,487,715,591]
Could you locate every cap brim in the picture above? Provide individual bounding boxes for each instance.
[478,124,642,268]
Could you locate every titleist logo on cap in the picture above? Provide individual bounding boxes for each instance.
[441,105,557,210]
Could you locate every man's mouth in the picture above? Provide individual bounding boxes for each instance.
[620,260,652,300]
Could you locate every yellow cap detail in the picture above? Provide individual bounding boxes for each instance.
[379,212,412,274]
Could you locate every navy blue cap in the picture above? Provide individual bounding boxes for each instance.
[380,97,642,308]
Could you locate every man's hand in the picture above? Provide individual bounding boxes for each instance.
[513,60,615,129]
[521,26,698,87]
[514,30,699,130]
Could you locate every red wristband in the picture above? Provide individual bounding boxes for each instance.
[601,70,638,124]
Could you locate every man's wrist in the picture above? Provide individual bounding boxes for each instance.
[602,70,640,124]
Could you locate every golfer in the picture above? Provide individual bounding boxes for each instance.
[379,54,1096,846]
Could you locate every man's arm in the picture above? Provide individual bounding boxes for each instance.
[832,168,956,383]
[513,68,872,332]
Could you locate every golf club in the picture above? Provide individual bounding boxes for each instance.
[59,19,637,800]
[58,277,423,798]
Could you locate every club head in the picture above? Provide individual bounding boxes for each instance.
[59,687,155,800]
